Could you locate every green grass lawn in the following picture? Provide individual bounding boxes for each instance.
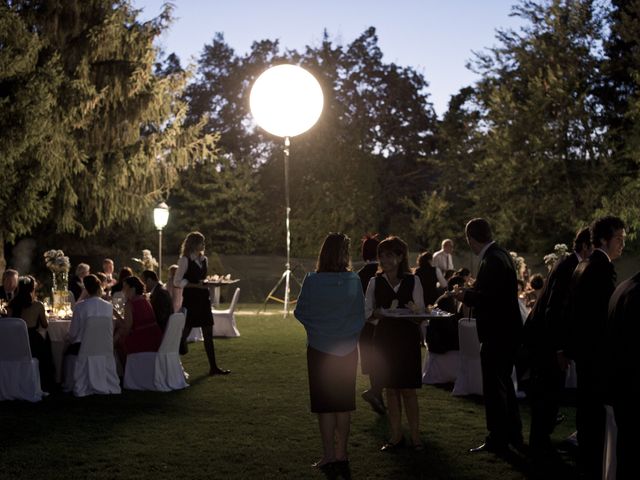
[0,304,577,479]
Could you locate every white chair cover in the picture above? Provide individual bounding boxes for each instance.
[603,404,617,480]
[123,312,189,391]
[63,316,121,397]
[0,318,44,402]
[212,287,241,337]
[423,350,459,384]
[452,318,483,396]
[186,327,203,343]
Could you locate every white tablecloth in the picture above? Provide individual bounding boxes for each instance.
[47,319,71,383]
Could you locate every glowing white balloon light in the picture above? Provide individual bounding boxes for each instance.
[250,64,324,138]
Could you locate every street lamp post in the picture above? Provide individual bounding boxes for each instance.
[249,64,324,316]
[153,202,170,281]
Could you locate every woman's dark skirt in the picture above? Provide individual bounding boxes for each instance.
[374,317,423,389]
[307,345,357,413]
[182,287,214,328]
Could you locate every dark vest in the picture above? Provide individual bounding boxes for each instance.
[374,274,415,309]
[184,257,208,283]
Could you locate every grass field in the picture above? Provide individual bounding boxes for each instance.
[0,305,578,479]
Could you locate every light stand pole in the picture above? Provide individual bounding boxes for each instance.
[153,202,169,282]
[249,64,323,316]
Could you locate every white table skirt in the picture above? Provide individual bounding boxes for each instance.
[47,319,71,383]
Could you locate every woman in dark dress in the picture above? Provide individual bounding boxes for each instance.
[357,234,386,415]
[295,233,365,468]
[413,251,446,307]
[174,231,229,376]
[7,276,55,391]
[364,236,425,451]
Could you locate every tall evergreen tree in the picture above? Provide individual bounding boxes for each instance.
[469,0,609,251]
[0,1,216,268]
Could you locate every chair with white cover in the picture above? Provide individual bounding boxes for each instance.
[0,318,44,402]
[452,318,483,396]
[423,350,459,384]
[62,316,121,397]
[123,312,189,391]
[212,287,241,337]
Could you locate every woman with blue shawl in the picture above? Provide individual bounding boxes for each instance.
[295,233,365,469]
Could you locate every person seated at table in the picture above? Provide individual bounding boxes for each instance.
[166,264,183,313]
[426,275,466,354]
[413,251,447,306]
[434,275,465,316]
[114,276,163,367]
[0,268,19,302]
[7,275,55,391]
[66,274,113,355]
[141,270,173,331]
[110,267,133,295]
[101,258,117,292]
[94,272,112,300]
[525,273,544,309]
[68,263,90,302]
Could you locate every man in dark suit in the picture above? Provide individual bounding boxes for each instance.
[454,218,523,453]
[606,271,639,479]
[0,269,19,302]
[142,270,173,331]
[523,227,591,454]
[567,216,625,478]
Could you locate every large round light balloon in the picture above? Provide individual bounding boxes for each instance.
[250,64,324,138]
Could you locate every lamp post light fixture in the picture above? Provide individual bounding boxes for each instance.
[153,202,170,281]
[250,64,324,316]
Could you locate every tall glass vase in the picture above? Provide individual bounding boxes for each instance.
[52,271,69,311]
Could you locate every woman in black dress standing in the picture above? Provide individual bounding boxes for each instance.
[364,236,425,451]
[174,231,229,376]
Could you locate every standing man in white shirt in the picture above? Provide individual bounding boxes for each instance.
[432,239,455,275]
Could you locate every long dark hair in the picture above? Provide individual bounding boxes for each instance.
[8,275,36,318]
[316,233,351,273]
[377,236,411,276]
[124,276,145,296]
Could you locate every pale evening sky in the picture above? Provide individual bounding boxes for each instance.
[134,0,524,117]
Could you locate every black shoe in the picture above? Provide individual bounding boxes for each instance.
[381,438,405,452]
[209,368,231,376]
[469,441,508,454]
[362,390,386,415]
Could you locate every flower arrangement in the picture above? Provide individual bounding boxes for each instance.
[510,251,528,283]
[132,249,158,272]
[543,243,570,271]
[44,249,70,273]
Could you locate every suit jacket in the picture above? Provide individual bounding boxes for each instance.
[605,272,640,403]
[463,243,522,350]
[0,286,16,301]
[150,284,173,331]
[567,249,617,361]
[524,252,579,354]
